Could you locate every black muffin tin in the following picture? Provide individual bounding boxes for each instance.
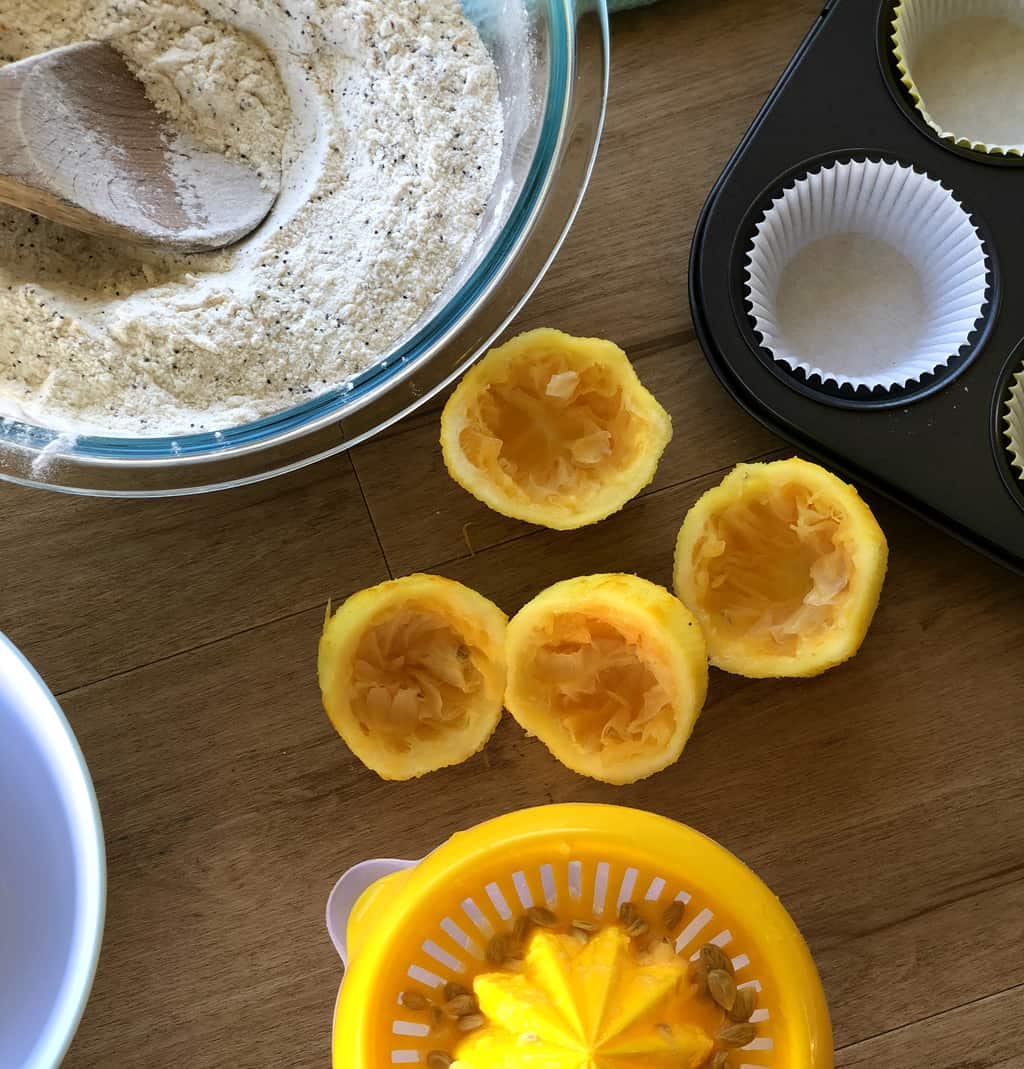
[689,0,1024,575]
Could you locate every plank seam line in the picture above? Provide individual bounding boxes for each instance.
[834,979,1024,1054]
[54,600,326,700]
[419,444,789,575]
[349,449,395,581]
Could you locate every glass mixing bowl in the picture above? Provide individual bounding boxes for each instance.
[0,0,609,497]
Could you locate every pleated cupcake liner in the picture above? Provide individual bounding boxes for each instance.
[745,157,989,392]
[1004,367,1024,480]
[893,0,1024,158]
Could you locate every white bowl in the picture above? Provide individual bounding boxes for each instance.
[0,633,105,1068]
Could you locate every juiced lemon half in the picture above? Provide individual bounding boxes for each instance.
[504,574,708,784]
[440,329,672,530]
[318,574,507,780]
[674,458,888,678]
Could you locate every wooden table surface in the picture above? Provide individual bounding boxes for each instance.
[3,2,1023,1066]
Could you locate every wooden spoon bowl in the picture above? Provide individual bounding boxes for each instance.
[0,42,278,253]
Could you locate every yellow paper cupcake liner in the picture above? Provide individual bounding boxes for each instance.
[1005,368,1024,479]
[892,0,1024,159]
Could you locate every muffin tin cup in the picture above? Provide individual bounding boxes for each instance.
[744,157,990,393]
[892,0,1024,158]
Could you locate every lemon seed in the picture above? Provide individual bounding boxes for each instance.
[662,900,686,932]
[444,994,478,1018]
[527,906,559,928]
[711,1054,730,1069]
[426,1052,453,1069]
[429,1005,445,1033]
[729,987,756,1022]
[400,990,430,1012]
[627,918,650,938]
[689,961,709,996]
[571,919,598,932]
[699,944,734,976]
[486,933,510,965]
[618,901,639,926]
[708,969,737,1011]
[443,981,471,1001]
[717,1022,756,1048]
[457,1013,486,1032]
[513,915,532,943]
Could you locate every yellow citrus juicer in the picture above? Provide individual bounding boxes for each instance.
[326,804,833,1068]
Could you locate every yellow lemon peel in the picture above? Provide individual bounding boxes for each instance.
[441,328,672,530]
[318,574,507,780]
[504,574,708,785]
[674,458,888,678]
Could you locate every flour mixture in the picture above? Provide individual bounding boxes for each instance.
[0,0,503,434]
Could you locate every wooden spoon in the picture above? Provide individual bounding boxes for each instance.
[0,41,277,253]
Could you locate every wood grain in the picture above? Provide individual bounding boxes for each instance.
[0,455,387,694]
[1,1,1022,1068]
[835,985,1024,1068]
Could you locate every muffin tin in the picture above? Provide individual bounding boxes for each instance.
[690,0,1024,575]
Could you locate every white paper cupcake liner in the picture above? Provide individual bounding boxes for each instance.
[1004,367,1024,480]
[745,158,989,392]
[893,0,1024,157]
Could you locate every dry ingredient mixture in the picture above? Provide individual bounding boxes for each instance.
[0,0,503,434]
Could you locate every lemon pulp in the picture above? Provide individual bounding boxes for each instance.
[696,483,853,655]
[349,607,486,753]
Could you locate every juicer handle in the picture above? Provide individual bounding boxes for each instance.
[326,858,418,967]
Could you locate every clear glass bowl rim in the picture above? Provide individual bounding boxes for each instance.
[0,0,610,497]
